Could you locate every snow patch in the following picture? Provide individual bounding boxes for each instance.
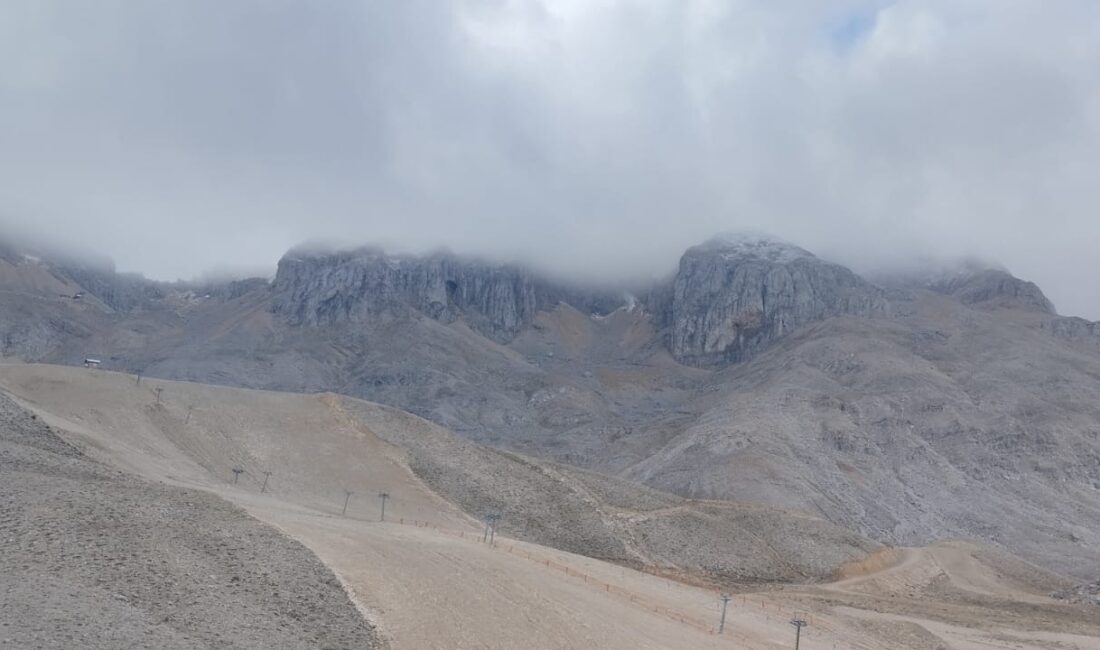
[701,232,813,264]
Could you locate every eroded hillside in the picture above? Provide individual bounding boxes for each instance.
[0,388,385,649]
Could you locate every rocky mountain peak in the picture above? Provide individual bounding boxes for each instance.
[663,232,885,366]
[928,261,1055,314]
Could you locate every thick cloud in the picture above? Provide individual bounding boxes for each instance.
[2,1,1099,316]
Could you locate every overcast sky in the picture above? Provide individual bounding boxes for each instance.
[2,1,1100,316]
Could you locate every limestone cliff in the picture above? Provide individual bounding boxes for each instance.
[271,247,621,342]
[658,235,885,365]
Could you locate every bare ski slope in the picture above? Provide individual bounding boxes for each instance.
[2,362,1096,649]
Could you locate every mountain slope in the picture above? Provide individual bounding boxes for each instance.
[625,290,1100,577]
[1,234,1100,581]
[0,363,876,583]
[10,364,1095,649]
[0,385,385,649]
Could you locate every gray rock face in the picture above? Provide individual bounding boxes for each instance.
[271,247,621,342]
[930,266,1055,313]
[1044,315,1100,348]
[661,235,885,365]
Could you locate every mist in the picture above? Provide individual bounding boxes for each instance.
[2,1,1100,317]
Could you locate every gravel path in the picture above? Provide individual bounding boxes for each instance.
[0,392,386,649]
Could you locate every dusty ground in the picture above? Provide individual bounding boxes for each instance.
[801,543,1100,649]
[0,390,384,649]
[3,362,1098,649]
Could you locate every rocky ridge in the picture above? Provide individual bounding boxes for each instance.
[271,247,624,343]
[269,235,894,367]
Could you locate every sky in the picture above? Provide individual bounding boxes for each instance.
[2,1,1100,317]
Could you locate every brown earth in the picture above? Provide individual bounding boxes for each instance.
[0,389,384,649]
[2,362,1098,649]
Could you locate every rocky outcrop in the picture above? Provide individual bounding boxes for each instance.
[271,247,622,342]
[929,266,1055,313]
[1041,315,1100,352]
[1052,581,1100,606]
[660,235,885,366]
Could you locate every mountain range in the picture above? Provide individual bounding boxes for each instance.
[2,232,1098,580]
